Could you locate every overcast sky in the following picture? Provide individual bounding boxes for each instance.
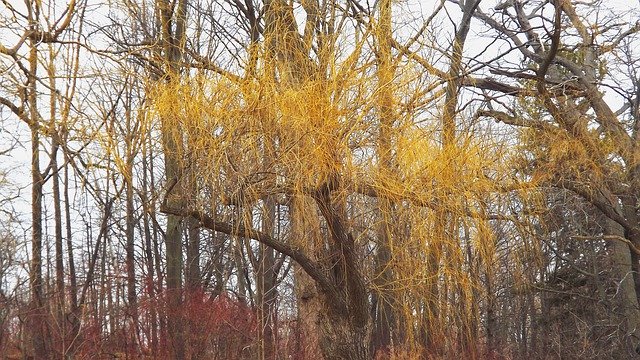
[1,0,639,237]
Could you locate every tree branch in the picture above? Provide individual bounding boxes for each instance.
[159,204,341,302]
[0,96,31,125]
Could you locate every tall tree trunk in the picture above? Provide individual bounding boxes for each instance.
[371,0,403,354]
[122,89,139,352]
[63,155,80,356]
[313,189,371,360]
[256,243,277,360]
[141,136,159,355]
[27,11,49,356]
[47,47,66,354]
[125,144,138,350]
[290,195,371,360]
[155,0,189,355]
[51,137,65,354]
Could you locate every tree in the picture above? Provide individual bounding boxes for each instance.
[2,0,640,358]
[156,0,503,358]
[461,0,640,355]
[0,0,80,356]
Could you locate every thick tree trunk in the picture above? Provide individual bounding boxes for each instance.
[256,144,278,360]
[318,304,370,360]
[254,225,280,360]
[290,194,371,360]
[314,191,371,360]
[606,219,640,355]
[161,125,185,356]
[256,242,277,360]
[294,264,322,358]
[291,198,323,358]
[296,266,370,360]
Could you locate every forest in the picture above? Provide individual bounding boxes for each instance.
[1,0,639,358]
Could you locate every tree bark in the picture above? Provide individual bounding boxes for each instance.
[371,0,402,353]
[606,219,640,356]
[139,132,158,354]
[27,13,49,356]
[63,154,80,357]
[155,0,189,355]
[125,92,139,351]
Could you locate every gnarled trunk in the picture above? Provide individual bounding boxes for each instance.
[318,303,370,360]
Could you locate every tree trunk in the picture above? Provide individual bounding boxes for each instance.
[186,215,201,359]
[314,191,371,360]
[48,75,65,355]
[317,304,370,360]
[256,141,279,360]
[141,137,159,355]
[27,20,49,357]
[165,212,185,359]
[294,255,370,360]
[155,0,189,354]
[51,138,66,355]
[125,153,138,349]
[294,264,322,358]
[256,244,277,360]
[371,0,402,353]
[606,219,640,355]
[124,97,139,350]
[63,156,80,357]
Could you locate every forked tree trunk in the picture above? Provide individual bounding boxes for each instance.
[297,268,370,360]
[290,195,371,360]
[314,190,371,360]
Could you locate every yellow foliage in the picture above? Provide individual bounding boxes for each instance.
[149,28,513,351]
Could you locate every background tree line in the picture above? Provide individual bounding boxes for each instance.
[1,0,639,358]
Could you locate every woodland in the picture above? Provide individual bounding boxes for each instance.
[1,0,640,358]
